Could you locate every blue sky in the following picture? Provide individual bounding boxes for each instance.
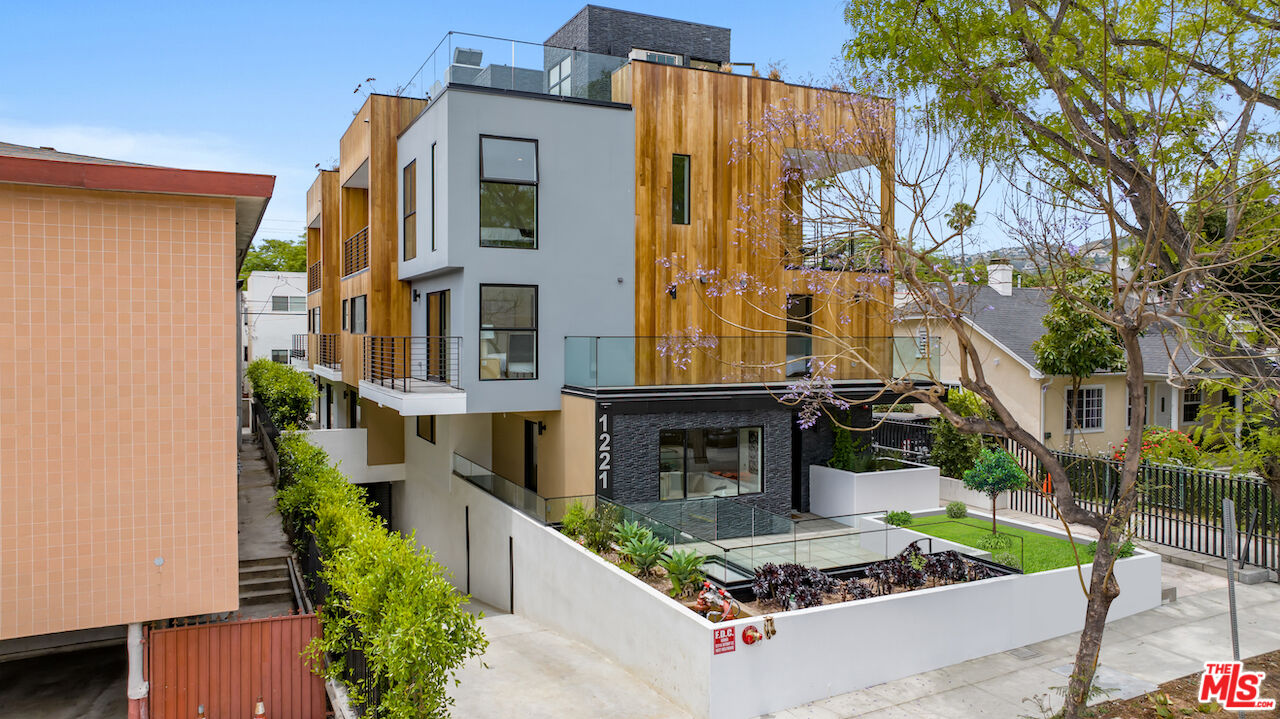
[1,1,973,249]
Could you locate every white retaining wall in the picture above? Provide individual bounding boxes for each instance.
[809,462,940,517]
[939,475,1009,510]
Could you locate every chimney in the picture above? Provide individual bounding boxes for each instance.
[988,258,1013,296]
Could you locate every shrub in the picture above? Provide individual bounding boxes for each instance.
[828,413,872,472]
[581,504,621,554]
[613,520,651,549]
[246,358,317,428]
[559,501,591,540]
[1112,426,1205,467]
[945,501,968,519]
[752,563,838,609]
[659,550,705,597]
[277,431,486,717]
[975,532,1013,552]
[928,389,991,478]
[992,552,1021,570]
[621,534,668,576]
[884,510,913,526]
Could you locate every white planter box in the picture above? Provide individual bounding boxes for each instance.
[809,461,940,517]
[939,475,1009,510]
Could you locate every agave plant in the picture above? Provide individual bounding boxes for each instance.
[659,549,705,597]
[621,534,668,577]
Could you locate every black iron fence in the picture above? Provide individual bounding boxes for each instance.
[342,226,369,277]
[1001,441,1279,571]
[871,418,934,458]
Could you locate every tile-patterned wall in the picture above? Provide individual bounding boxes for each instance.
[0,183,238,639]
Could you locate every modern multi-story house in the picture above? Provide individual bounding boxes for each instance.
[0,143,272,694]
[242,270,308,365]
[301,6,911,596]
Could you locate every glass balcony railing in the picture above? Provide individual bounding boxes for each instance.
[451,452,594,524]
[400,32,630,104]
[564,336,941,389]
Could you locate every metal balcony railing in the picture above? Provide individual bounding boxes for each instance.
[314,333,341,370]
[291,334,308,360]
[307,261,321,293]
[342,227,369,277]
[363,336,461,392]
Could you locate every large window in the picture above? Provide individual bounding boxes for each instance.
[1183,387,1204,423]
[480,136,538,249]
[272,295,306,312]
[349,295,367,334]
[403,160,417,261]
[1066,386,1104,431]
[672,154,691,225]
[548,55,571,96]
[479,285,537,380]
[659,427,763,500]
[271,349,290,364]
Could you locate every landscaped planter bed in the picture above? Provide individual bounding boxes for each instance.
[904,514,1091,572]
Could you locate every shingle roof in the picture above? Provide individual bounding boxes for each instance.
[0,141,160,167]
[911,284,1203,376]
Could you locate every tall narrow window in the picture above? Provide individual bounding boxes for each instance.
[350,295,367,334]
[479,285,537,380]
[1183,387,1204,423]
[430,142,437,252]
[672,154,691,225]
[341,299,349,331]
[403,160,417,261]
[786,294,813,377]
[480,136,538,249]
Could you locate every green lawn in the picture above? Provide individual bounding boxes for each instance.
[905,515,1089,573]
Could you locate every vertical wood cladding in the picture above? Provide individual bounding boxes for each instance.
[625,63,897,385]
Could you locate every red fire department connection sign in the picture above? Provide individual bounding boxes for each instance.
[713,627,735,654]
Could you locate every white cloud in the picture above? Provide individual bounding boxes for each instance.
[0,118,306,243]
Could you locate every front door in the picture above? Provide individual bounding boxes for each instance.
[524,420,538,493]
[325,384,333,429]
[348,390,359,429]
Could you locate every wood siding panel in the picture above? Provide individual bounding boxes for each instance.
[628,63,895,384]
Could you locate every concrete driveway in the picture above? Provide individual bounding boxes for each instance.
[0,646,126,718]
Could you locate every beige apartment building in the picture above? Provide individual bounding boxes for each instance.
[0,144,272,661]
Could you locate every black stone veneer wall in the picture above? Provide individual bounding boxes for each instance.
[546,6,731,64]
[796,406,873,513]
[610,407,792,519]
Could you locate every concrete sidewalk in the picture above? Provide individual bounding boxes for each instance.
[767,563,1280,718]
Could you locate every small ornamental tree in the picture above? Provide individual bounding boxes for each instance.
[962,448,1030,535]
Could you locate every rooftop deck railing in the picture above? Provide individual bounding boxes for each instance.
[362,336,461,393]
[563,335,941,389]
[400,32,630,104]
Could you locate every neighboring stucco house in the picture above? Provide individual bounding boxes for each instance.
[900,262,1234,455]
[242,270,308,365]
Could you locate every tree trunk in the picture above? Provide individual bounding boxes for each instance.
[991,493,998,535]
[1068,378,1081,452]
[1061,525,1124,717]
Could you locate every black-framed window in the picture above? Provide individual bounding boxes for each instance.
[659,427,763,500]
[341,299,349,331]
[786,294,813,377]
[430,142,437,252]
[479,284,537,380]
[350,295,367,334]
[480,136,538,249]
[271,349,289,364]
[672,154,691,225]
[403,160,417,261]
[416,415,436,443]
[309,307,321,332]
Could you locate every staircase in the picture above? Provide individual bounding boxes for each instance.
[238,432,299,618]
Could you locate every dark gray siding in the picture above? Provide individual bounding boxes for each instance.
[546,5,731,64]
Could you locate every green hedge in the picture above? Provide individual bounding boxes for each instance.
[246,358,317,428]
[276,432,487,717]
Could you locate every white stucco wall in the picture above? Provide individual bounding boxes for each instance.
[304,428,405,484]
[809,462,940,517]
[243,271,307,363]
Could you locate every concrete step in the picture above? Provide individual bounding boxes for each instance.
[239,556,290,570]
[240,587,295,606]
[239,576,292,593]
[239,565,289,581]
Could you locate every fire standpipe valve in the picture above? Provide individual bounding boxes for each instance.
[742,626,764,645]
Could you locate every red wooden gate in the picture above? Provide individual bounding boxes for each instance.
[147,614,326,719]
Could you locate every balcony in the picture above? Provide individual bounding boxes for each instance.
[290,333,310,371]
[342,226,369,277]
[307,261,321,293]
[563,336,941,389]
[399,32,631,104]
[358,336,466,416]
[313,333,342,381]
[452,452,592,524]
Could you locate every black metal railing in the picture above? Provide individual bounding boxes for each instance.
[291,333,308,360]
[363,336,461,392]
[997,440,1280,571]
[871,418,934,458]
[342,226,369,277]
[308,261,321,293]
[315,333,341,370]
